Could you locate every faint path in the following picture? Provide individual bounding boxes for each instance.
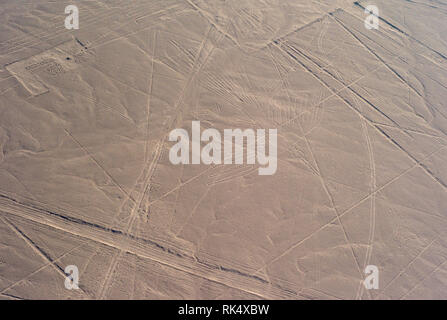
[376,237,438,299]
[0,216,91,298]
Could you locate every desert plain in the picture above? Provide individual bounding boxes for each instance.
[0,0,447,300]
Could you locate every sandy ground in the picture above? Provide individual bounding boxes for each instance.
[0,0,447,300]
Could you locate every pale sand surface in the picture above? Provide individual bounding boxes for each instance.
[0,0,447,299]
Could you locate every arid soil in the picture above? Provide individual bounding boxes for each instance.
[0,0,447,299]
